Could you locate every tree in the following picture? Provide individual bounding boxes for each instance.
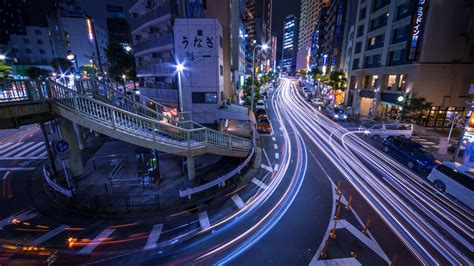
[25,67,50,79]
[50,57,73,73]
[0,61,13,80]
[79,64,96,76]
[326,70,347,91]
[104,43,136,83]
[298,68,307,77]
[403,96,432,122]
[243,76,261,107]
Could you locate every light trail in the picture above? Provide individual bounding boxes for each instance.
[274,78,473,265]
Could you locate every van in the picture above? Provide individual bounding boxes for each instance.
[427,162,473,209]
[368,123,413,140]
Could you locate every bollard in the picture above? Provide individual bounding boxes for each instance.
[362,218,371,235]
[345,196,352,211]
[329,220,338,239]
[320,238,330,259]
[335,201,341,220]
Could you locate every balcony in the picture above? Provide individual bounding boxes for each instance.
[131,4,172,30]
[137,63,176,76]
[134,34,173,54]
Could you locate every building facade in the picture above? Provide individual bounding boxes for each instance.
[245,0,272,74]
[8,26,57,66]
[173,18,224,124]
[230,0,248,94]
[280,15,299,75]
[271,35,277,71]
[345,0,474,127]
[296,0,328,71]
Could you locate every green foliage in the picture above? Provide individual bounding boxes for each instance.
[403,96,432,121]
[104,43,136,82]
[25,67,50,79]
[243,76,261,107]
[326,70,347,91]
[0,61,13,80]
[50,57,73,73]
[79,64,96,76]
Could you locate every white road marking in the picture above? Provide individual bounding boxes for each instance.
[15,142,44,157]
[251,178,268,189]
[274,144,278,150]
[0,142,24,156]
[77,228,115,255]
[262,148,271,166]
[261,164,274,173]
[0,142,15,149]
[272,137,276,142]
[143,224,163,250]
[30,224,70,246]
[310,258,361,266]
[2,171,10,180]
[231,194,245,209]
[199,211,210,230]
[0,157,46,160]
[273,163,279,171]
[0,167,36,171]
[275,153,280,159]
[0,209,39,229]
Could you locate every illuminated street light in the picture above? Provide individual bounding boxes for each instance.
[397,95,405,102]
[176,63,185,113]
[0,54,6,60]
[251,43,269,111]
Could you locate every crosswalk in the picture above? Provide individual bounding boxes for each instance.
[411,135,442,150]
[0,142,48,160]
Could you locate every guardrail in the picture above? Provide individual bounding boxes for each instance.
[0,80,47,103]
[47,80,252,153]
[43,165,73,198]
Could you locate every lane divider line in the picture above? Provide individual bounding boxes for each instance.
[77,228,115,255]
[251,178,268,190]
[231,194,245,209]
[143,224,163,250]
[199,211,210,230]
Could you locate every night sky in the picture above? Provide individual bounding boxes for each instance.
[272,0,301,60]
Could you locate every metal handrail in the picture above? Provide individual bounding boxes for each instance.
[47,80,252,152]
[92,154,128,169]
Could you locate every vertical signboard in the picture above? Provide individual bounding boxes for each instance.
[407,0,428,61]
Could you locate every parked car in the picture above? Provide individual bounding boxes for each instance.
[257,115,272,133]
[427,162,473,209]
[326,106,347,121]
[382,136,439,172]
[256,108,267,118]
[311,98,324,108]
[256,99,265,110]
[368,123,413,140]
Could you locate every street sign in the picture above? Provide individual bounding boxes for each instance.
[55,140,69,154]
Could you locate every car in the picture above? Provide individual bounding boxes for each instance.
[368,123,413,140]
[382,136,439,172]
[256,99,265,110]
[311,98,324,108]
[326,106,347,121]
[256,108,267,117]
[257,115,271,133]
[427,162,473,209]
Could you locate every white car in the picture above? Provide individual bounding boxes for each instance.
[311,98,324,107]
[427,162,473,209]
[256,100,265,110]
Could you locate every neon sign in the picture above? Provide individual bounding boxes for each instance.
[407,0,428,61]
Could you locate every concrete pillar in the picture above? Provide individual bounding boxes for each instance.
[186,155,195,182]
[58,118,85,177]
[73,123,85,151]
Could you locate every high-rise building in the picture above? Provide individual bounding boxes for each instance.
[345,0,474,127]
[76,0,134,45]
[230,0,248,94]
[245,0,272,73]
[129,0,205,107]
[296,0,328,71]
[270,36,277,71]
[0,1,25,45]
[280,15,299,75]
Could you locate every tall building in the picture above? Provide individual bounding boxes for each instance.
[322,0,346,72]
[230,0,248,94]
[280,15,299,75]
[270,36,277,71]
[129,0,205,107]
[76,0,134,45]
[0,0,26,45]
[296,0,328,71]
[204,0,232,100]
[245,0,272,73]
[345,0,474,127]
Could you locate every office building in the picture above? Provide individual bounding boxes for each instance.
[245,0,272,73]
[271,36,277,71]
[280,15,299,75]
[296,0,328,71]
[230,0,248,94]
[345,0,474,127]
[174,18,224,124]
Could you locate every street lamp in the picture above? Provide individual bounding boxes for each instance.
[251,43,269,111]
[66,52,79,72]
[0,54,6,60]
[176,63,184,113]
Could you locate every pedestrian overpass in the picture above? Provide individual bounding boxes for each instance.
[0,79,252,180]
